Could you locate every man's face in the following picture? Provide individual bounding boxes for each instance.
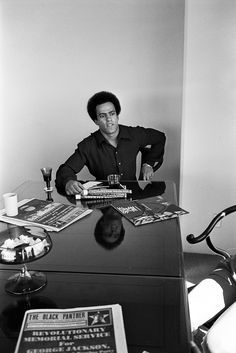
[94,102,119,135]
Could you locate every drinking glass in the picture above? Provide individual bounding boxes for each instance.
[107,174,121,187]
[40,167,52,190]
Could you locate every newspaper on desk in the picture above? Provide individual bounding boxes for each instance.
[14,304,128,353]
[0,198,92,232]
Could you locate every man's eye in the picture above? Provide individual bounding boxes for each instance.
[99,115,106,119]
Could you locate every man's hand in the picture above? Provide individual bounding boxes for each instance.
[141,163,154,181]
[65,180,85,195]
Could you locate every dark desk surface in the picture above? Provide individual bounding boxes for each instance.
[0,180,191,352]
[0,180,185,278]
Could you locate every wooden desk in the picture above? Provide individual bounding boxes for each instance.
[0,180,191,352]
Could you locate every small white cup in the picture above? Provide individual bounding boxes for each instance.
[3,193,18,216]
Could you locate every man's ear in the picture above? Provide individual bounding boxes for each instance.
[94,119,99,126]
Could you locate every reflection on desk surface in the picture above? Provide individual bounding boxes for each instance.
[94,207,125,250]
[0,271,191,353]
[0,295,57,338]
[0,180,191,353]
[0,180,183,278]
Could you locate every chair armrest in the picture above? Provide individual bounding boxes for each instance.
[186,205,236,259]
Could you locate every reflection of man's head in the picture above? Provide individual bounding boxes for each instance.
[94,207,125,249]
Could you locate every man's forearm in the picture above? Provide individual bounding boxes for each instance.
[55,164,77,191]
[141,131,166,169]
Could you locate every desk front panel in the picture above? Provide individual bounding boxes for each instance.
[0,269,191,353]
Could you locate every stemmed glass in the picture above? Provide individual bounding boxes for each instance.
[41,167,53,201]
[40,167,52,190]
[0,225,52,295]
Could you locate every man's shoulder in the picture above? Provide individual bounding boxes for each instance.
[77,129,102,147]
[120,124,154,131]
[119,124,155,135]
[119,124,139,129]
[119,124,166,141]
[119,124,144,133]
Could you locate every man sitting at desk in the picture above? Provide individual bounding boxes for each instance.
[55,91,166,195]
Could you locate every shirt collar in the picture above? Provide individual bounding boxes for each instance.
[93,125,132,146]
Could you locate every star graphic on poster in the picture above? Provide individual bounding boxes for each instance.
[89,311,110,325]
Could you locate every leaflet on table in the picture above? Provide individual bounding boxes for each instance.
[111,195,189,226]
[14,304,128,353]
[0,198,92,232]
[82,181,104,189]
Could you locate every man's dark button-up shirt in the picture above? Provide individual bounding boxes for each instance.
[55,124,166,191]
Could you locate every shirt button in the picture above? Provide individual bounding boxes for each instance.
[120,173,123,176]
[118,162,121,165]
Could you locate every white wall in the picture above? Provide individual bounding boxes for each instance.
[0,0,184,196]
[180,0,236,253]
